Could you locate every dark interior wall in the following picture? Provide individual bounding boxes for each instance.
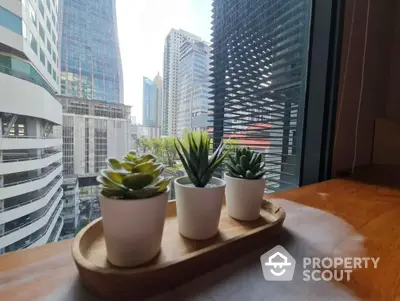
[332,0,397,175]
[386,2,400,122]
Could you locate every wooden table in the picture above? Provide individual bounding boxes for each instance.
[1,165,400,301]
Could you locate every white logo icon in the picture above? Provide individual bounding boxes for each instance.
[264,252,292,276]
[260,245,296,281]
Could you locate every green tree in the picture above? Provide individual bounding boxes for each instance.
[163,137,178,167]
[135,136,150,154]
[149,137,164,160]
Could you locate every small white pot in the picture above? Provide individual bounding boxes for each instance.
[174,176,225,240]
[224,173,266,221]
[99,190,169,267]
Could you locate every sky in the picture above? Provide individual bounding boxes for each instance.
[116,0,213,124]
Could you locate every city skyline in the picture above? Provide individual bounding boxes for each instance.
[116,0,212,124]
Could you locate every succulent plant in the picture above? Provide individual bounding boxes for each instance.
[226,148,267,180]
[175,132,231,188]
[96,151,173,199]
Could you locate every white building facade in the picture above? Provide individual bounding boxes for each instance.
[177,41,211,136]
[0,0,63,253]
[162,29,202,136]
[58,96,132,176]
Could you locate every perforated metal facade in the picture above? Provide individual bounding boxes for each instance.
[211,0,312,192]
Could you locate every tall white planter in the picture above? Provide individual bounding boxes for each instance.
[99,190,169,267]
[224,173,266,221]
[174,176,225,240]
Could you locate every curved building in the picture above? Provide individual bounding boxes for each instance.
[0,0,64,253]
[59,0,123,103]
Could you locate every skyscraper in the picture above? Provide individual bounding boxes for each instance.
[153,72,163,128]
[162,29,202,136]
[60,0,123,103]
[177,41,211,136]
[0,0,63,253]
[142,77,158,127]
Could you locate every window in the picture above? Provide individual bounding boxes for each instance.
[52,12,56,27]
[211,0,313,192]
[52,50,56,63]
[0,53,55,95]
[47,38,52,54]
[53,68,56,81]
[46,17,51,32]
[40,48,45,65]
[38,0,44,17]
[47,60,52,74]
[52,30,56,43]
[30,34,38,54]
[0,6,22,34]
[39,23,45,41]
[28,2,37,27]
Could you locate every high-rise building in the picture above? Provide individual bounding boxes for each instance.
[142,77,158,127]
[153,72,163,128]
[59,96,131,176]
[177,41,211,136]
[211,0,312,192]
[59,0,123,103]
[0,0,63,253]
[162,29,202,136]
[59,175,79,240]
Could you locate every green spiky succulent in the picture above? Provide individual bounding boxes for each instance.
[97,151,173,199]
[175,132,231,188]
[226,148,267,180]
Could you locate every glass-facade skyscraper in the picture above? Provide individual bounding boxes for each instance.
[142,77,158,127]
[177,41,211,136]
[60,0,123,103]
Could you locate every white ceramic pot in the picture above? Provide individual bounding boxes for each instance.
[224,173,266,221]
[99,190,169,267]
[174,176,225,240]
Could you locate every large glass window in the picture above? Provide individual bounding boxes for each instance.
[0,6,22,35]
[0,54,55,95]
[211,0,312,192]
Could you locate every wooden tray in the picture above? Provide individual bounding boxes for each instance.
[72,199,285,300]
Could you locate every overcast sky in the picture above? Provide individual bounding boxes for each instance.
[116,0,213,124]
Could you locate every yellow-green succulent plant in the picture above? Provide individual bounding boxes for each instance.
[97,151,173,199]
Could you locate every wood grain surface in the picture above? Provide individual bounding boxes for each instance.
[1,164,400,301]
[72,200,285,299]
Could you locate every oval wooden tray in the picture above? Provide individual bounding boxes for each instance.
[72,199,285,300]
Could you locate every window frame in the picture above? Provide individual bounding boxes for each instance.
[298,0,345,185]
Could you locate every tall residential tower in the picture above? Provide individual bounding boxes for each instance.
[60,0,123,103]
[0,0,63,253]
[162,29,202,136]
[177,41,211,136]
